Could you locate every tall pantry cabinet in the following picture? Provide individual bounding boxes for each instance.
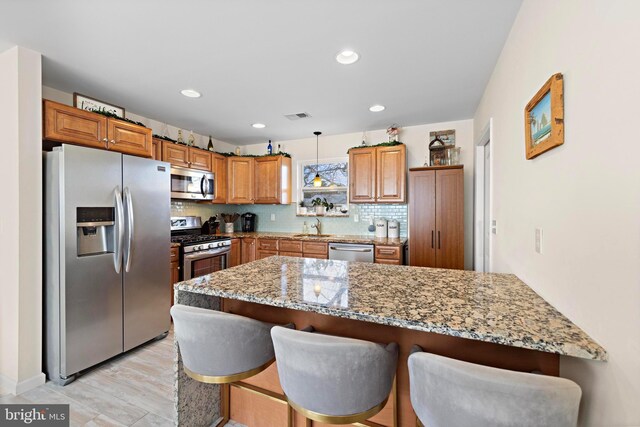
[409,165,464,269]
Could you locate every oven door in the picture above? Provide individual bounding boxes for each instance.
[183,247,229,280]
[171,166,214,200]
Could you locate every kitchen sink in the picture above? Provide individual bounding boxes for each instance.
[292,234,333,238]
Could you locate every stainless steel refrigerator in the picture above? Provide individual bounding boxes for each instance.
[44,144,170,384]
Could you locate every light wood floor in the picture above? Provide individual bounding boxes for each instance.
[0,328,245,427]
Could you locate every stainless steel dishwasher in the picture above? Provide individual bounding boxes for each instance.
[328,243,374,262]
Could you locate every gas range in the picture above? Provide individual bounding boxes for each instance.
[171,216,232,280]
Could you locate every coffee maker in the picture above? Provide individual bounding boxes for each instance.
[241,213,257,232]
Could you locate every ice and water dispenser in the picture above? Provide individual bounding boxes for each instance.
[76,207,116,256]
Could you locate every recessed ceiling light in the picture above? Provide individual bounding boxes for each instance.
[336,50,359,65]
[180,89,201,98]
[369,104,385,112]
[252,123,266,129]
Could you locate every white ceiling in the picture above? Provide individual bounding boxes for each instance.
[0,0,521,144]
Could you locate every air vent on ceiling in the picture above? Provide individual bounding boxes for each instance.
[284,112,311,121]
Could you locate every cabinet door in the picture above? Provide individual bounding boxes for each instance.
[170,261,179,305]
[228,157,255,204]
[152,138,163,160]
[107,119,152,158]
[241,237,256,264]
[229,238,241,267]
[189,148,212,171]
[212,153,227,204]
[349,147,376,203]
[409,170,437,267]
[257,250,278,260]
[376,145,406,203]
[43,100,108,149]
[435,168,464,269]
[254,156,282,204]
[162,141,190,168]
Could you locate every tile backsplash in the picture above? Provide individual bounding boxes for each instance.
[170,201,408,237]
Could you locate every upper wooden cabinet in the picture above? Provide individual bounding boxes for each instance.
[107,118,153,157]
[43,100,152,158]
[161,142,214,171]
[152,138,163,160]
[162,141,189,168]
[211,153,227,204]
[376,144,406,202]
[349,144,406,203]
[44,100,108,149]
[408,165,464,270]
[227,157,255,204]
[189,148,212,171]
[254,156,292,204]
[349,147,377,203]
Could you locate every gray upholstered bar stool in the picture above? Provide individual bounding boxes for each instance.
[271,326,398,425]
[408,347,582,427]
[171,304,293,426]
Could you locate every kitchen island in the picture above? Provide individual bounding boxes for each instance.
[173,256,606,427]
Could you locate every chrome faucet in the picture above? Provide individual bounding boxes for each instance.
[310,218,322,235]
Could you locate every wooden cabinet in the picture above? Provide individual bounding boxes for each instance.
[189,148,212,171]
[229,238,241,267]
[211,153,227,204]
[409,166,464,270]
[256,238,279,260]
[302,241,328,259]
[349,147,376,203]
[376,144,406,202]
[170,246,180,305]
[44,99,152,158]
[152,138,163,160]
[349,144,406,203]
[44,100,108,149]
[254,156,292,204]
[241,237,256,264]
[228,157,255,204]
[374,245,403,265]
[107,118,153,157]
[161,141,214,171]
[279,240,303,254]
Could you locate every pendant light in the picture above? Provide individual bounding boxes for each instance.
[313,131,322,187]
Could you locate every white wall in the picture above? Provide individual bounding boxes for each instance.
[242,120,475,268]
[473,0,640,425]
[0,46,46,394]
[42,86,235,153]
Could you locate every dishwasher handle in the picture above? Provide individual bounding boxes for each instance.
[330,246,372,252]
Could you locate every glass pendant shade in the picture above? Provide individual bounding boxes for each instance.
[313,174,322,187]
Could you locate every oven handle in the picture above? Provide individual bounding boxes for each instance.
[184,247,230,261]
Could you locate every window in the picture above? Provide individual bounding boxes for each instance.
[299,159,349,215]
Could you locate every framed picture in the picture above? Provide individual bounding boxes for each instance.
[524,73,564,159]
[73,93,125,118]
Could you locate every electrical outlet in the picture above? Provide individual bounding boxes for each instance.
[535,228,543,254]
[354,214,359,223]
[491,219,497,235]
[270,213,275,221]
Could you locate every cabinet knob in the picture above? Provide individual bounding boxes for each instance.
[110,140,116,144]
[102,138,108,142]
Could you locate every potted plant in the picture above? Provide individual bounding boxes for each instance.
[298,200,307,214]
[311,198,325,215]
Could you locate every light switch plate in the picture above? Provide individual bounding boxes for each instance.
[535,228,543,254]
[270,213,275,221]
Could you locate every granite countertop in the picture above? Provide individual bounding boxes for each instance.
[175,256,606,361]
[219,231,407,247]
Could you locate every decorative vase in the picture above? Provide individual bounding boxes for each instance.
[225,222,234,233]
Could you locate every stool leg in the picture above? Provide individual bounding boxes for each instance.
[416,416,424,427]
[287,403,293,427]
[305,417,312,427]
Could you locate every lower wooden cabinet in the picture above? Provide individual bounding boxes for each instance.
[302,241,328,259]
[170,246,180,305]
[229,238,241,267]
[374,245,403,265]
[241,237,256,264]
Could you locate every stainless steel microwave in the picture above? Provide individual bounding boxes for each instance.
[170,166,214,200]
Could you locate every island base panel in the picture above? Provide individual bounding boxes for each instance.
[173,291,559,427]
[222,298,559,427]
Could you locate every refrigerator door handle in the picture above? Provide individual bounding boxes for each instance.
[124,187,134,273]
[114,186,124,273]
